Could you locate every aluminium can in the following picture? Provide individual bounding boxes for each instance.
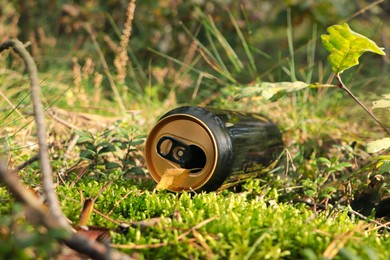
[145,106,284,192]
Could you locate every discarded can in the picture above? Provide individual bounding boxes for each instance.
[145,106,284,192]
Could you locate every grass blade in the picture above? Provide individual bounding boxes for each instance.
[228,11,257,76]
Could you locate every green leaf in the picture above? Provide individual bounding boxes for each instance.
[318,157,331,167]
[123,158,136,166]
[98,144,116,154]
[130,139,144,146]
[239,81,310,100]
[331,162,352,171]
[105,162,121,169]
[128,166,144,175]
[75,130,94,143]
[321,23,385,74]
[80,149,95,160]
[375,160,390,175]
[301,248,318,260]
[97,141,114,148]
[366,138,390,153]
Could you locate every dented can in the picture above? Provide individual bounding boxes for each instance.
[145,106,284,192]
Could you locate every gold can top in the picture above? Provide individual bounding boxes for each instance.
[145,114,218,192]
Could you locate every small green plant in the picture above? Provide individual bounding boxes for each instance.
[235,23,388,128]
[302,156,352,202]
[321,23,389,135]
[74,122,145,179]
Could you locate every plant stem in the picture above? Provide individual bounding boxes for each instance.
[336,74,390,135]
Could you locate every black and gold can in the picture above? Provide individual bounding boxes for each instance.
[145,106,284,192]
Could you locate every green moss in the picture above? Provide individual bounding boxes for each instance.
[53,179,390,259]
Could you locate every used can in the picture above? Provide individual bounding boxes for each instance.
[145,106,284,192]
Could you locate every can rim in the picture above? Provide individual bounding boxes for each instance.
[145,113,219,191]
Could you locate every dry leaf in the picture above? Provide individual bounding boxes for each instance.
[154,168,189,191]
[79,198,94,226]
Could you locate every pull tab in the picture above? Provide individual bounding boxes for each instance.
[156,136,192,167]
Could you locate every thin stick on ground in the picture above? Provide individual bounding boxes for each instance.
[0,39,68,228]
[16,153,39,172]
[347,207,390,232]
[16,143,55,172]
[296,198,390,232]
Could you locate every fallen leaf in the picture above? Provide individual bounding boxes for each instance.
[79,198,94,226]
[154,168,189,191]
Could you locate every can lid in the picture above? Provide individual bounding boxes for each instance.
[145,114,217,192]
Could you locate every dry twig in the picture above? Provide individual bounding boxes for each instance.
[0,39,68,227]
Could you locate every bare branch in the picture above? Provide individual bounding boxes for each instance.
[16,153,39,171]
[0,39,69,227]
[336,74,390,135]
[1,39,135,259]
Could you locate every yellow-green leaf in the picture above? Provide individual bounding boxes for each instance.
[239,81,309,100]
[321,23,385,74]
[154,168,189,191]
[366,138,390,154]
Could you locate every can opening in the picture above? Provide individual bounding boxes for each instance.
[186,145,206,173]
[156,136,206,173]
[158,138,173,156]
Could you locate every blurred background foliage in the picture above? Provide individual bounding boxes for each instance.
[1,0,389,124]
[2,0,389,82]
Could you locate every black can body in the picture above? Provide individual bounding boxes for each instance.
[145,106,284,192]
